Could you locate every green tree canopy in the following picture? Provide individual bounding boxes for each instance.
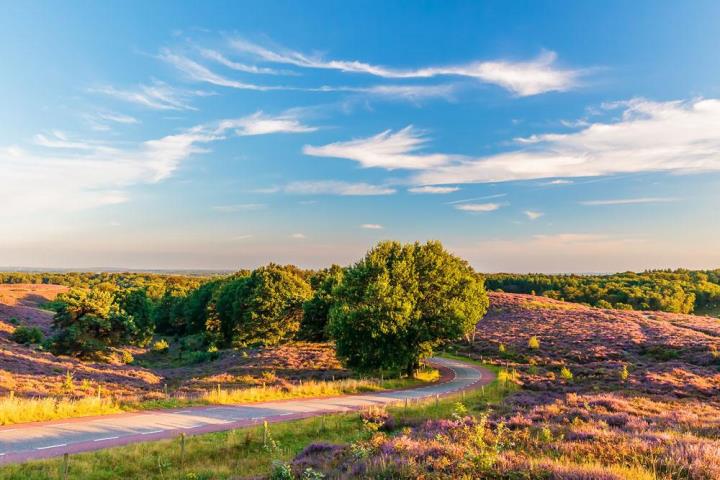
[209,264,312,347]
[50,288,138,357]
[328,240,488,375]
[300,265,345,341]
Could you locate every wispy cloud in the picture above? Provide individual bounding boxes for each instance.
[198,48,282,75]
[217,111,316,136]
[303,126,449,170]
[229,39,583,96]
[524,210,544,220]
[454,202,503,213]
[580,197,678,206]
[408,185,459,194]
[1,112,316,217]
[414,98,720,185]
[446,194,506,205]
[212,203,266,212]
[159,49,281,90]
[91,81,209,110]
[360,223,383,229]
[290,233,307,239]
[283,181,396,196]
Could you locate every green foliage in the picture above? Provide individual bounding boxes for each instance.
[152,339,170,353]
[559,366,573,381]
[528,336,540,350]
[50,288,142,357]
[10,325,44,345]
[486,269,720,314]
[300,265,344,341]
[209,265,312,347]
[640,345,680,361]
[329,240,489,375]
[619,364,629,382]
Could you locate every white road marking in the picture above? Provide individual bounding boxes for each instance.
[174,411,192,414]
[278,413,293,416]
[93,436,119,442]
[182,425,203,429]
[140,430,164,435]
[36,444,67,450]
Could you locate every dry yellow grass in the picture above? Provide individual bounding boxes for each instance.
[0,369,440,425]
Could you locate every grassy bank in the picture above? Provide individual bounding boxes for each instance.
[0,369,439,426]
[0,360,507,480]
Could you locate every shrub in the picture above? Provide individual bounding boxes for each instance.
[619,364,629,382]
[559,366,574,382]
[498,343,506,353]
[528,336,540,350]
[120,350,134,364]
[152,339,170,353]
[270,461,294,480]
[11,326,43,345]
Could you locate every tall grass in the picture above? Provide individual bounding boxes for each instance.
[0,395,121,426]
[0,369,439,426]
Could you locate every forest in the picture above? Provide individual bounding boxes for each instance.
[485,269,720,314]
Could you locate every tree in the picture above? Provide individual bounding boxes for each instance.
[328,240,488,375]
[209,264,312,347]
[115,288,154,346]
[50,288,136,357]
[300,265,344,341]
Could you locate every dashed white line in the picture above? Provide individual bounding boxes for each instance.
[140,430,164,435]
[181,425,203,429]
[36,444,67,450]
[278,413,293,416]
[93,436,119,442]
[174,411,192,414]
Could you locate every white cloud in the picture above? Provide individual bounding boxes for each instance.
[212,204,266,212]
[303,126,449,170]
[360,224,383,229]
[159,49,280,91]
[414,98,720,185]
[199,48,282,75]
[524,210,544,220]
[233,235,254,240]
[284,181,396,196]
[95,112,138,124]
[1,112,316,218]
[454,203,502,213]
[290,233,306,239]
[92,81,209,110]
[580,197,678,206]
[229,39,582,96]
[408,185,459,194]
[217,111,316,136]
[543,179,573,185]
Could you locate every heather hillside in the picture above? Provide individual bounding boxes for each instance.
[284,293,720,479]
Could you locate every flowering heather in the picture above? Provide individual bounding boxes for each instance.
[287,293,720,479]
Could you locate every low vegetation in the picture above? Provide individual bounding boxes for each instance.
[486,269,720,314]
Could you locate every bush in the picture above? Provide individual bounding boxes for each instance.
[152,339,170,353]
[528,336,540,350]
[11,326,44,345]
[559,366,574,382]
[120,350,134,364]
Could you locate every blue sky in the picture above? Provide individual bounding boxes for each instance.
[2,1,720,272]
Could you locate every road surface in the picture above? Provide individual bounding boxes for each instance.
[0,357,491,464]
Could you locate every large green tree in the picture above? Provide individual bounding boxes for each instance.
[300,265,345,341]
[328,240,488,375]
[50,288,138,357]
[209,264,312,347]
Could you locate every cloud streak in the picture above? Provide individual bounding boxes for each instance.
[580,197,678,206]
[303,126,449,170]
[283,181,396,196]
[230,39,582,96]
[413,98,720,185]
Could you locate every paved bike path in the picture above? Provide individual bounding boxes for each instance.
[0,357,492,464]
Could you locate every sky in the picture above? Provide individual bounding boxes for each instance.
[1,0,720,273]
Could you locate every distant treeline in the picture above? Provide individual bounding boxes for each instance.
[485,270,720,314]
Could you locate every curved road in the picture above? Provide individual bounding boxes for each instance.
[0,357,492,465]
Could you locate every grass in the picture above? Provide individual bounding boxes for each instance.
[0,357,507,480]
[0,369,439,426]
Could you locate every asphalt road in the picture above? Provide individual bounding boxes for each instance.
[0,357,491,465]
